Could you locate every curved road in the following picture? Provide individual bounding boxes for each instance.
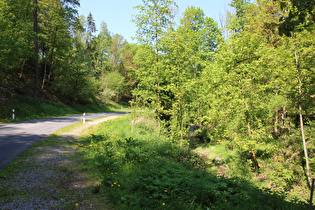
[0,112,128,170]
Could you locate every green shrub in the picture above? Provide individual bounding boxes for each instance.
[83,117,308,209]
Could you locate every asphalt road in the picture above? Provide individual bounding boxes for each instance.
[0,112,129,170]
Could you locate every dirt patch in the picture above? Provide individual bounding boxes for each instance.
[195,148,227,177]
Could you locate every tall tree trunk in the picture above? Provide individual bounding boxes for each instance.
[193,64,201,127]
[47,47,55,86]
[155,26,162,145]
[179,101,183,148]
[41,58,47,89]
[292,32,311,187]
[281,107,286,127]
[244,111,252,136]
[47,27,58,86]
[33,0,39,88]
[274,108,279,136]
[19,59,26,78]
[244,106,259,169]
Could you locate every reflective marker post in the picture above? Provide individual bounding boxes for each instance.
[83,113,85,124]
[12,109,15,120]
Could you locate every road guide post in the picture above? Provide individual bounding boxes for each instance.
[83,113,85,124]
[12,109,15,120]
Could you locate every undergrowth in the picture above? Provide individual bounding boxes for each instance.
[81,116,308,209]
[0,90,128,123]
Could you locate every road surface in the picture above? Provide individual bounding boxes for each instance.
[0,112,128,170]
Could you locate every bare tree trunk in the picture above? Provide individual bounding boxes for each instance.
[41,58,47,89]
[292,32,311,187]
[281,107,286,127]
[47,27,58,86]
[274,108,279,136]
[34,0,39,88]
[244,111,252,136]
[193,64,201,127]
[179,98,183,148]
[244,111,259,170]
[155,25,162,145]
[19,59,25,78]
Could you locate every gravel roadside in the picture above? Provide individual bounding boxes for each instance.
[0,116,119,209]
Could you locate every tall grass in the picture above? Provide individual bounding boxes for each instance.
[81,116,307,209]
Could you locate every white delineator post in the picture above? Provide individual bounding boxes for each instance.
[12,109,15,120]
[83,113,85,124]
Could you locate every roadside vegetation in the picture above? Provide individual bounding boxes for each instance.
[0,116,119,209]
[1,114,308,209]
[1,0,314,209]
[0,89,128,124]
[80,114,308,209]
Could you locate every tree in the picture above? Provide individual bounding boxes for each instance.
[0,0,34,86]
[276,0,315,187]
[87,12,96,41]
[277,0,315,36]
[38,0,78,89]
[177,6,222,128]
[94,22,112,79]
[110,34,126,72]
[101,71,125,103]
[85,12,97,75]
[200,0,296,170]
[132,45,156,107]
[226,0,251,34]
[162,30,193,147]
[159,6,222,147]
[34,0,39,88]
[120,44,139,102]
[0,0,79,92]
[133,0,177,142]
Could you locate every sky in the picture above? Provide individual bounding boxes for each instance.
[77,0,232,43]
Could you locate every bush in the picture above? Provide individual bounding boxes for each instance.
[83,117,307,209]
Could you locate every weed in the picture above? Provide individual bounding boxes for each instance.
[82,116,308,209]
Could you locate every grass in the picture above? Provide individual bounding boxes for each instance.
[0,117,116,209]
[0,90,130,124]
[0,113,311,209]
[191,135,313,204]
[80,115,308,209]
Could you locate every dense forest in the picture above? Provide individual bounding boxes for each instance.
[0,0,134,104]
[0,0,314,205]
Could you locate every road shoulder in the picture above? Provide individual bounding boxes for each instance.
[0,116,118,209]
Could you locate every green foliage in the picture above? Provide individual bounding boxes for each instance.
[1,0,315,205]
[133,0,177,47]
[277,0,315,36]
[226,0,251,33]
[132,0,178,130]
[0,89,111,123]
[0,0,134,107]
[82,116,307,209]
[100,71,125,103]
